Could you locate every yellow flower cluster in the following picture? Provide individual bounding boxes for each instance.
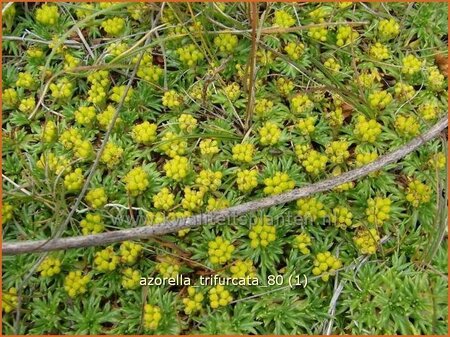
[156,256,180,278]
[291,94,314,115]
[293,232,312,254]
[64,168,84,192]
[152,187,175,210]
[249,217,276,248]
[2,202,14,224]
[214,33,239,52]
[16,72,36,89]
[369,42,389,61]
[42,120,57,143]
[179,114,197,132]
[273,10,295,27]
[74,106,96,126]
[85,187,107,209]
[143,304,162,330]
[308,26,328,41]
[119,241,143,265]
[378,18,400,40]
[50,78,74,100]
[206,197,229,211]
[428,152,446,170]
[177,44,204,66]
[302,149,327,175]
[276,77,295,96]
[19,96,35,113]
[101,17,126,36]
[3,88,18,107]
[137,53,163,82]
[121,268,141,289]
[64,271,91,298]
[2,288,18,313]
[94,246,119,272]
[232,143,255,163]
[394,82,415,102]
[259,121,281,146]
[224,82,241,101]
[285,42,305,60]
[354,228,380,255]
[356,69,381,88]
[37,152,71,175]
[196,170,223,191]
[394,115,420,138]
[87,70,110,105]
[208,236,235,265]
[312,252,343,281]
[35,4,59,25]
[419,102,439,121]
[37,257,61,277]
[336,26,359,46]
[254,98,274,118]
[297,117,316,135]
[181,187,205,211]
[427,66,445,91]
[324,57,340,72]
[405,179,431,207]
[330,206,353,229]
[402,54,422,75]
[162,90,182,109]
[107,42,128,57]
[355,151,378,167]
[80,213,105,235]
[64,53,80,70]
[97,105,121,131]
[199,139,220,156]
[131,121,158,145]
[100,142,124,168]
[353,115,382,143]
[230,259,256,278]
[325,140,350,164]
[209,285,233,309]
[123,167,149,196]
[263,171,295,195]
[183,286,204,315]
[160,131,187,158]
[366,197,392,225]
[236,169,258,192]
[368,90,392,110]
[297,197,326,221]
[294,143,311,162]
[164,156,191,181]
[110,85,133,104]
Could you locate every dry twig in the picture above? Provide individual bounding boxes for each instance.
[2,116,447,256]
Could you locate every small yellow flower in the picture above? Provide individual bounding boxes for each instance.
[405,179,431,207]
[273,10,295,28]
[312,251,342,281]
[402,55,423,75]
[259,121,281,146]
[143,304,162,330]
[366,197,392,225]
[263,171,295,195]
[209,285,232,309]
[102,17,126,36]
[208,236,234,265]
[85,187,107,209]
[123,167,150,196]
[248,216,276,248]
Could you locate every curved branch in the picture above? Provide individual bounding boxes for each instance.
[2,116,447,256]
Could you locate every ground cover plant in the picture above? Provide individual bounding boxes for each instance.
[1,1,449,335]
